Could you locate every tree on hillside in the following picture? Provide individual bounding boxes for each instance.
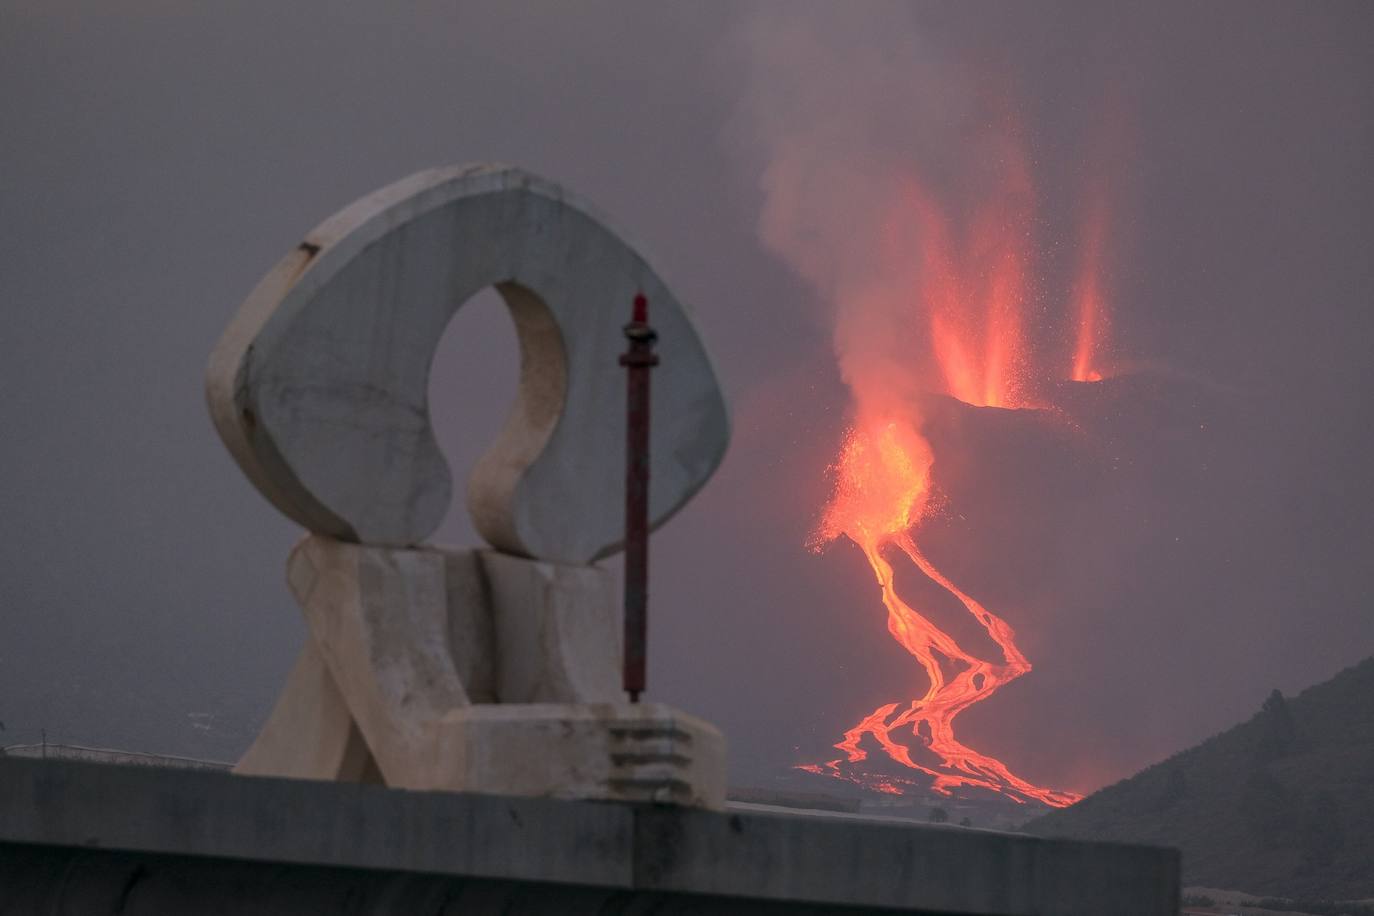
[1258,688,1296,760]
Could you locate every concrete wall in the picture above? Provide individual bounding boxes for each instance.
[0,743,230,771]
[0,757,1179,915]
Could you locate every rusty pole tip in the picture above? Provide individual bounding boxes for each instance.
[632,293,648,323]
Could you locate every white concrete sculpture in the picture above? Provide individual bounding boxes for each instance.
[207,164,728,563]
[210,165,729,809]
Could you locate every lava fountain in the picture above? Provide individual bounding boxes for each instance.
[801,140,1112,808]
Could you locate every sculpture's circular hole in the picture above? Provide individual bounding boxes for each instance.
[427,287,520,548]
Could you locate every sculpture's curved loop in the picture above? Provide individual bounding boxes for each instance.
[206,164,729,563]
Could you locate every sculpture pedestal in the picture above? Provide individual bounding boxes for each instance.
[237,536,725,809]
[435,703,725,808]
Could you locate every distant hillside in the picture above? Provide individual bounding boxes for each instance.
[1024,657,1374,900]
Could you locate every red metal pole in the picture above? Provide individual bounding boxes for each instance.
[619,293,658,703]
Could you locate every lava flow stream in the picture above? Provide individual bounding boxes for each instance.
[803,420,1082,807]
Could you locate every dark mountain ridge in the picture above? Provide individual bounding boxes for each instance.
[1024,656,1374,899]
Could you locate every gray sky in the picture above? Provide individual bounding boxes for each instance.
[2,1,1371,795]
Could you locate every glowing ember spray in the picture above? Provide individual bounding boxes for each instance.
[1071,191,1111,383]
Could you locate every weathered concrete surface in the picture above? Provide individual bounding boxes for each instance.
[240,536,714,804]
[0,844,875,916]
[480,548,621,703]
[205,164,730,562]
[233,640,381,782]
[286,535,472,789]
[0,757,1180,915]
[442,703,726,809]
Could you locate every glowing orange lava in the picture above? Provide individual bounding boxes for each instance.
[804,134,1112,807]
[1071,190,1111,383]
[805,420,1080,807]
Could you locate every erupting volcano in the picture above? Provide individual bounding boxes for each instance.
[800,134,1115,808]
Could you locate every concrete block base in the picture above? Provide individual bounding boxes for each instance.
[441,703,725,808]
[0,756,1181,915]
[236,536,729,808]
